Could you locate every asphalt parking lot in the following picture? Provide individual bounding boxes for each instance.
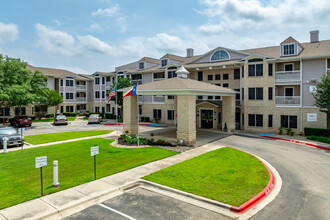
[66,188,230,220]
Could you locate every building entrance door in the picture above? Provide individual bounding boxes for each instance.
[201,110,213,129]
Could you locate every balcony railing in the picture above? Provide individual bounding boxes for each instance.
[275,96,300,106]
[76,85,86,90]
[275,70,301,82]
[76,97,87,102]
[153,96,165,104]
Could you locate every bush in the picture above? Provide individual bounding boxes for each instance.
[278,126,283,135]
[45,114,53,118]
[104,113,115,119]
[120,134,171,146]
[78,113,85,116]
[30,116,36,120]
[118,118,123,122]
[141,116,150,122]
[289,130,295,136]
[84,112,91,117]
[307,136,330,143]
[304,127,330,137]
[63,112,77,117]
[286,127,292,135]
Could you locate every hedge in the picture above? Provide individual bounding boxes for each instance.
[141,116,150,122]
[63,112,77,117]
[304,127,330,137]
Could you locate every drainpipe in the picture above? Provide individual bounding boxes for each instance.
[300,59,303,135]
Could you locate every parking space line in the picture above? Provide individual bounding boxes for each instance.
[98,203,137,220]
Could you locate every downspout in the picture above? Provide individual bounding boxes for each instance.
[300,59,303,135]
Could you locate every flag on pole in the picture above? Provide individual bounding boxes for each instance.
[107,87,115,103]
[122,85,137,99]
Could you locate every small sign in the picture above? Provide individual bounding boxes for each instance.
[307,113,317,122]
[91,146,99,156]
[57,110,60,114]
[309,86,317,93]
[36,156,47,168]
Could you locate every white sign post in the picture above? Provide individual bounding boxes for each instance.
[35,156,47,196]
[91,146,99,180]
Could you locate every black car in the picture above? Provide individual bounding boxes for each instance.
[0,126,24,148]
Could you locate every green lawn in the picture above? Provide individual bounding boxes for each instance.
[25,130,112,145]
[32,117,76,122]
[0,138,177,209]
[143,147,269,207]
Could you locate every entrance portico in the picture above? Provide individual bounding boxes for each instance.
[121,67,237,145]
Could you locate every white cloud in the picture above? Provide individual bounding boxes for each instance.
[0,22,19,44]
[89,23,102,31]
[35,23,76,56]
[92,4,119,16]
[147,33,185,53]
[77,35,114,55]
[56,66,89,74]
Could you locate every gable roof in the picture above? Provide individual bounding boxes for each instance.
[281,36,298,44]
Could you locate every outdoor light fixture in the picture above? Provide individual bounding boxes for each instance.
[178,139,183,146]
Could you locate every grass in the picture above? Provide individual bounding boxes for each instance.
[0,138,177,209]
[307,136,330,143]
[143,147,269,207]
[32,117,76,122]
[25,130,112,145]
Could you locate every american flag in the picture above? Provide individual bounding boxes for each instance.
[107,87,115,103]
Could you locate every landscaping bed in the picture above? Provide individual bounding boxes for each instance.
[0,138,177,209]
[143,147,269,207]
[25,130,112,145]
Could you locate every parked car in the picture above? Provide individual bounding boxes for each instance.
[54,115,68,125]
[9,115,32,127]
[0,126,24,148]
[88,114,102,124]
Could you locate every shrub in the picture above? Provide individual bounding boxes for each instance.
[141,116,150,122]
[63,112,77,117]
[286,127,292,135]
[118,118,123,122]
[105,113,115,119]
[289,130,295,136]
[30,116,36,120]
[307,136,330,143]
[304,127,330,137]
[45,114,53,118]
[150,133,154,137]
[278,126,283,135]
[78,113,85,116]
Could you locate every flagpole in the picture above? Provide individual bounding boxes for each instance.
[115,75,118,142]
[137,92,139,146]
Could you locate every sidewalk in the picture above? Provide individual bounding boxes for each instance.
[0,141,225,220]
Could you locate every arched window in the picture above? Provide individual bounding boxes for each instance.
[210,50,230,62]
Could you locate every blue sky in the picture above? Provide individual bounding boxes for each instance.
[0,0,329,74]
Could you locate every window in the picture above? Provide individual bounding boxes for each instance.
[167,110,174,120]
[197,96,203,100]
[248,114,263,127]
[112,107,115,114]
[106,104,111,113]
[268,87,273,100]
[268,115,273,127]
[268,63,273,76]
[234,69,240,79]
[234,89,240,100]
[242,88,244,100]
[248,88,263,100]
[106,76,111,82]
[208,96,213,100]
[95,107,100,113]
[168,67,177,78]
[66,106,74,112]
[60,79,63,86]
[215,83,221,86]
[215,74,221,80]
[95,78,100,85]
[223,83,229,87]
[60,93,63,97]
[15,107,26,115]
[138,62,145,70]
[168,96,174,100]
[208,75,213,81]
[215,96,221,100]
[210,50,230,61]
[153,109,161,119]
[248,64,263,76]
[0,108,10,116]
[66,93,74,99]
[283,44,295,56]
[153,72,164,80]
[281,115,297,128]
[102,77,105,84]
[95,91,100,98]
[66,79,74,87]
[223,74,229,80]
[285,87,294,96]
[198,71,203,81]
[102,91,105,98]
[284,63,293,71]
[248,58,263,63]
[60,106,63,113]
[132,74,142,80]
[242,114,244,125]
[161,59,168,67]
[241,66,244,78]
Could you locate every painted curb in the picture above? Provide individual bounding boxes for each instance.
[260,135,330,151]
[228,147,276,214]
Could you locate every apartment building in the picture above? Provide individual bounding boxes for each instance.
[3,30,328,134]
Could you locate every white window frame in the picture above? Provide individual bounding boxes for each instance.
[138,62,145,70]
[210,49,231,62]
[160,59,169,68]
[284,87,294,97]
[282,43,296,56]
[284,63,294,72]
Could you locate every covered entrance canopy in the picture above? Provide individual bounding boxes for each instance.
[121,69,237,145]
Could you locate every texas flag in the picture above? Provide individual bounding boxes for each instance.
[107,87,115,103]
[122,85,137,99]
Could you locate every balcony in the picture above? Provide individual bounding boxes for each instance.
[275,71,300,83]
[275,96,300,106]
[76,85,86,90]
[153,96,165,104]
[76,97,87,102]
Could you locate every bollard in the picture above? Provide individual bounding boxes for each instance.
[52,160,59,187]
[2,137,8,153]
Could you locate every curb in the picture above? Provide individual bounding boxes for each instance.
[259,135,330,151]
[227,147,276,214]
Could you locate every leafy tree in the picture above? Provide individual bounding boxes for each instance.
[0,54,48,109]
[107,77,133,108]
[313,72,330,113]
[42,88,63,117]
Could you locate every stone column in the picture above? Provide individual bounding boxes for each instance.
[222,96,235,132]
[123,95,138,135]
[177,95,196,145]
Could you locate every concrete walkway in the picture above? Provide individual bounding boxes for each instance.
[0,141,226,220]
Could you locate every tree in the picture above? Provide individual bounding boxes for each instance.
[313,72,330,113]
[107,77,133,108]
[42,88,63,117]
[0,54,48,109]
